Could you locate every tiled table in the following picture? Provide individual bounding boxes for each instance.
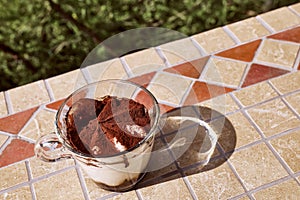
[1,3,300,200]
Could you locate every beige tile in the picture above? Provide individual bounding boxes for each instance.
[28,156,75,178]
[229,143,288,190]
[19,109,56,141]
[0,92,7,117]
[256,39,299,68]
[235,195,251,200]
[34,169,85,200]
[80,169,112,199]
[259,7,300,32]
[187,162,245,199]
[160,38,202,65]
[123,48,165,76]
[192,27,236,54]
[108,191,139,200]
[203,58,247,88]
[285,91,300,115]
[227,112,261,149]
[0,162,28,191]
[271,71,300,94]
[198,94,239,115]
[253,179,300,199]
[234,82,278,107]
[247,98,300,137]
[8,80,49,113]
[290,2,300,14]
[0,185,32,199]
[84,58,128,82]
[139,177,192,200]
[270,129,300,173]
[227,17,270,42]
[147,72,192,105]
[0,134,8,147]
[47,69,87,100]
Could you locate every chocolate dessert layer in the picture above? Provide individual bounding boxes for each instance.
[65,96,151,156]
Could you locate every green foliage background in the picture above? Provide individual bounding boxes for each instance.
[0,0,298,91]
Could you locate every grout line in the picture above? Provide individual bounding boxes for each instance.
[120,57,134,78]
[280,95,300,120]
[247,175,293,196]
[266,37,300,46]
[228,193,251,200]
[74,160,90,200]
[155,47,170,68]
[288,5,300,17]
[3,91,13,114]
[0,136,13,155]
[190,37,208,56]
[236,63,251,89]
[42,82,53,104]
[16,105,43,139]
[98,192,119,200]
[179,79,195,106]
[268,81,300,120]
[253,60,294,72]
[0,181,31,196]
[255,16,276,33]
[25,160,37,200]
[292,47,300,71]
[135,189,144,200]
[80,67,93,84]
[222,26,241,44]
[43,80,55,102]
[162,69,197,82]
[182,176,198,200]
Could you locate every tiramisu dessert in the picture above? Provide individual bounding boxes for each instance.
[65,95,153,190]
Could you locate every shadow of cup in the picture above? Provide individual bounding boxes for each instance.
[135,105,236,189]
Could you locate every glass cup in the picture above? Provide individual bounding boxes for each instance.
[35,79,160,192]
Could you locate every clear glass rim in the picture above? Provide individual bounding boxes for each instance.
[55,79,160,159]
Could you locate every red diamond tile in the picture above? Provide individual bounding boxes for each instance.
[128,72,156,88]
[216,40,261,62]
[0,107,38,134]
[164,56,210,79]
[242,64,289,87]
[46,99,66,110]
[0,139,35,167]
[184,81,234,105]
[268,26,300,43]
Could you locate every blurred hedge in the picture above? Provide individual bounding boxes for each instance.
[0,0,298,91]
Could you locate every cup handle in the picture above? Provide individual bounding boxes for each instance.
[34,132,72,162]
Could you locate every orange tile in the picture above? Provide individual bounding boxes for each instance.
[164,56,210,79]
[184,81,234,105]
[128,72,156,87]
[216,40,261,62]
[159,104,176,114]
[268,26,300,43]
[0,107,38,134]
[242,64,289,87]
[46,99,66,110]
[0,139,35,167]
